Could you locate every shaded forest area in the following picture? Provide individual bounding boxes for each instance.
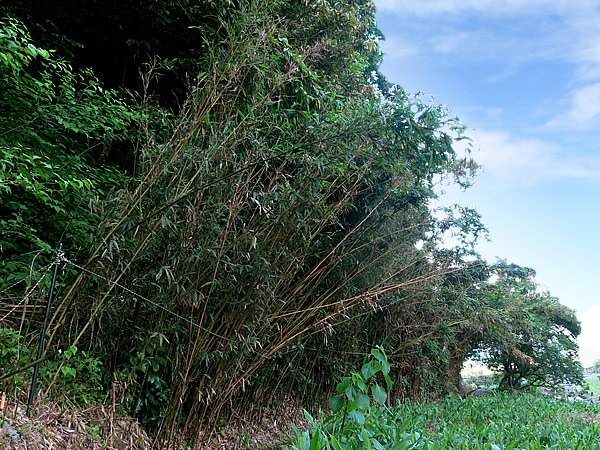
[0,0,584,446]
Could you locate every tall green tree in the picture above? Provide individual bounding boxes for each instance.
[38,1,477,443]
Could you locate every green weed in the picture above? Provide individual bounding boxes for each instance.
[286,351,600,449]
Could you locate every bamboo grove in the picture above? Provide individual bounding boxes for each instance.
[0,0,583,446]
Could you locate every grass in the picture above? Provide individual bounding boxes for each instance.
[586,378,600,399]
[392,393,600,449]
[286,392,600,449]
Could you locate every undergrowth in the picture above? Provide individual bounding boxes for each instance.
[286,351,600,449]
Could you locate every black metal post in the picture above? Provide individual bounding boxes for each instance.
[27,243,62,417]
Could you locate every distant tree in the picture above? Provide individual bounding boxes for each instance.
[472,263,583,390]
[590,360,600,374]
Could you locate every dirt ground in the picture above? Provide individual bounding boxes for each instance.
[0,391,308,449]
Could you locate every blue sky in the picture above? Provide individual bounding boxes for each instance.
[373,0,600,366]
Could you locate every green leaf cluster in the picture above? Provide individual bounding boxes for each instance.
[475,263,583,390]
[440,260,584,392]
[0,17,141,293]
[288,347,396,449]
[38,345,105,407]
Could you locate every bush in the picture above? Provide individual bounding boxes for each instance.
[0,17,140,294]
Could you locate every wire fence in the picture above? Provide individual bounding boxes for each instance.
[56,252,232,342]
[0,261,54,323]
[2,244,436,380]
[1,246,236,345]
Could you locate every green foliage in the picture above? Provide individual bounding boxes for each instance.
[1,3,583,446]
[125,332,170,423]
[1,0,225,109]
[0,327,31,392]
[49,2,478,439]
[0,327,32,397]
[287,390,600,449]
[287,347,396,450]
[586,378,600,399]
[0,330,103,407]
[475,263,583,390]
[0,327,27,367]
[0,18,138,147]
[39,345,105,407]
[590,360,600,374]
[0,17,140,295]
[439,260,583,393]
[329,347,392,422]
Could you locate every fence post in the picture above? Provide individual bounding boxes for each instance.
[27,243,62,417]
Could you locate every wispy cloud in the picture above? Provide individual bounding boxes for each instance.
[376,0,600,133]
[376,0,590,16]
[572,17,600,81]
[544,82,600,131]
[465,129,600,182]
[540,10,600,130]
[374,0,600,177]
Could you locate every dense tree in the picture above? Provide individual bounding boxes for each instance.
[454,263,583,390]
[482,264,582,390]
[29,2,476,442]
[1,0,216,108]
[0,18,141,300]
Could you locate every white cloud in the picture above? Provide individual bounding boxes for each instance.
[573,29,600,80]
[541,10,600,130]
[545,82,600,131]
[375,0,600,132]
[567,10,600,72]
[375,0,588,16]
[578,306,600,367]
[374,0,600,168]
[465,129,600,182]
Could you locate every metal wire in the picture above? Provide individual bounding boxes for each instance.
[0,262,55,323]
[58,253,232,342]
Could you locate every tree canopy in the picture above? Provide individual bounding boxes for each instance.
[0,17,141,292]
[474,263,582,390]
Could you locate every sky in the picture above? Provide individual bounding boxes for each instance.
[373,0,600,367]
